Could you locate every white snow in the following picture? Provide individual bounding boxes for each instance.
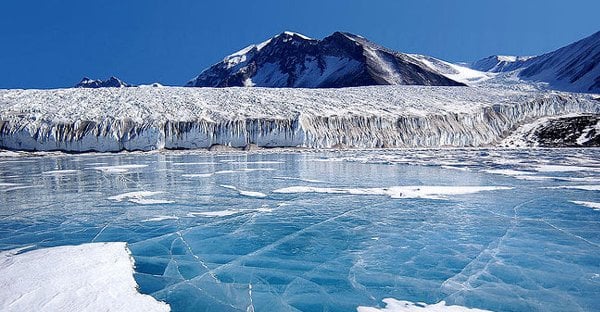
[407,54,493,85]
[534,165,599,172]
[282,31,312,40]
[547,185,600,191]
[483,169,535,176]
[273,185,512,200]
[220,184,268,198]
[93,164,148,174]
[0,243,170,312]
[571,201,600,211]
[576,120,600,145]
[0,85,598,152]
[42,169,79,175]
[181,173,213,178]
[357,298,489,312]
[189,210,242,217]
[141,216,179,222]
[108,191,174,205]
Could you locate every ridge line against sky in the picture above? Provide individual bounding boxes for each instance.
[0,0,598,89]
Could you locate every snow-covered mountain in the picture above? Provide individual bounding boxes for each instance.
[406,54,492,85]
[470,55,534,73]
[186,31,465,88]
[472,31,600,93]
[75,77,131,88]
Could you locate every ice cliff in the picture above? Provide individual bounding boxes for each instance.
[0,86,598,152]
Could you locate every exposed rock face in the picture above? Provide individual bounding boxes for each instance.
[532,115,600,147]
[186,31,465,88]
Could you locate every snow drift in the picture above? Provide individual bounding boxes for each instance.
[0,86,598,152]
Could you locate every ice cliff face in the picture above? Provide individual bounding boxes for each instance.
[0,86,598,152]
[186,31,465,88]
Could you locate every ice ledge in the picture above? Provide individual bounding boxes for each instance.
[0,243,170,312]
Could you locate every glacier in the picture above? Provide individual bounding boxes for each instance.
[0,86,598,152]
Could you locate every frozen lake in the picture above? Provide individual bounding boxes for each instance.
[0,149,599,311]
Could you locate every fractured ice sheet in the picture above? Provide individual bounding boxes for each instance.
[273,185,512,200]
[0,243,169,311]
[1,149,599,312]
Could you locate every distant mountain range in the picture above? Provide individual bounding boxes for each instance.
[75,77,131,88]
[75,30,600,94]
[471,31,600,93]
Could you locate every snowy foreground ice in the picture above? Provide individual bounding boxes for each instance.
[0,149,599,311]
[0,243,169,311]
[0,86,598,151]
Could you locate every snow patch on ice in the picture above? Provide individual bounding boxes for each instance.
[534,165,599,172]
[220,184,268,198]
[571,201,600,211]
[547,185,600,191]
[108,191,174,205]
[42,169,79,175]
[141,215,179,222]
[273,185,512,200]
[0,243,170,311]
[182,173,213,178]
[189,210,242,217]
[483,169,535,177]
[357,298,490,312]
[93,164,148,174]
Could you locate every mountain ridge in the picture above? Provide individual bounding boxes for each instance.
[185,31,465,88]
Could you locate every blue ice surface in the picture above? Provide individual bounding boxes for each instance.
[0,149,599,312]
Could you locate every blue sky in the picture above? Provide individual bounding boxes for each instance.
[0,0,598,88]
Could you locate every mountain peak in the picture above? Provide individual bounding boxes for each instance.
[74,76,132,88]
[278,31,313,40]
[186,31,464,88]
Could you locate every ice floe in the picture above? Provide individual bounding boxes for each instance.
[0,243,169,311]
